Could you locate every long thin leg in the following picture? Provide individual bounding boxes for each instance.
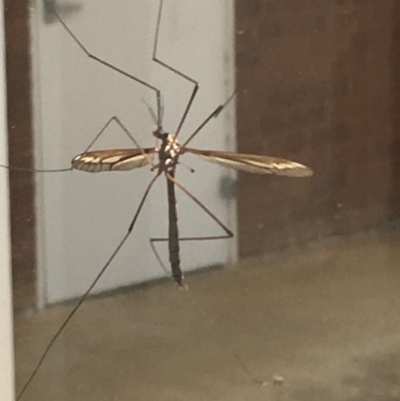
[152,234,233,243]
[150,172,233,283]
[0,164,72,174]
[150,233,232,282]
[82,115,155,167]
[0,115,154,174]
[156,165,233,285]
[2,86,234,174]
[83,116,140,152]
[153,0,199,136]
[16,173,160,401]
[166,172,234,238]
[52,10,162,126]
[180,89,236,150]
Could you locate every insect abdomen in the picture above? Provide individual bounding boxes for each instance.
[167,170,183,286]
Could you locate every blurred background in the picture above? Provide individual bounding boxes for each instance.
[5,0,400,400]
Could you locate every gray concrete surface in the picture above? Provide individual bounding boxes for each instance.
[14,226,400,400]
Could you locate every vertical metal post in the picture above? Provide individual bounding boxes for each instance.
[0,1,16,400]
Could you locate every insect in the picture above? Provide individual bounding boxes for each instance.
[8,1,313,399]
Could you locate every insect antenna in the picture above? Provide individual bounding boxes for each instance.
[141,98,159,126]
[160,92,165,127]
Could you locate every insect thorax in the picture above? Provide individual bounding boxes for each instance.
[156,132,181,169]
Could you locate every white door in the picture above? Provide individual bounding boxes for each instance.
[31,0,237,304]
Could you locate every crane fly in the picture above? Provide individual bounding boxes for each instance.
[6,1,313,400]
[71,128,312,287]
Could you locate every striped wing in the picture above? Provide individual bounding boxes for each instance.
[72,148,155,172]
[184,148,312,177]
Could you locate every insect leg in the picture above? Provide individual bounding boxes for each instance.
[149,171,233,278]
[166,172,234,238]
[0,164,72,174]
[0,116,154,173]
[82,115,155,167]
[180,89,236,150]
[150,171,233,286]
[16,173,160,401]
[154,169,232,287]
[149,233,233,284]
[153,0,199,137]
[52,10,163,126]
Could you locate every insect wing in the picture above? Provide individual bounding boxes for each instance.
[184,148,312,177]
[72,148,155,172]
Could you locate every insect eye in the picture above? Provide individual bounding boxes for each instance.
[153,127,166,138]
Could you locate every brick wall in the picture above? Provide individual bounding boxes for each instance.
[236,0,399,256]
[5,0,36,309]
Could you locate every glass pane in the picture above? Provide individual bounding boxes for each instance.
[7,0,400,400]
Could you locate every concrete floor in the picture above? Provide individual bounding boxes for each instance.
[14,226,400,401]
